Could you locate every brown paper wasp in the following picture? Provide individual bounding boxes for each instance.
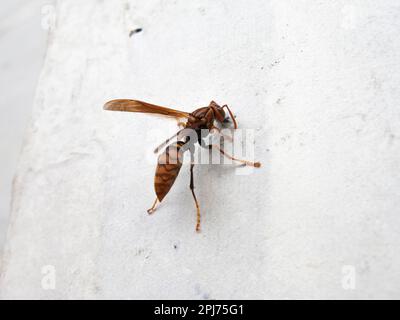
[104,99,261,232]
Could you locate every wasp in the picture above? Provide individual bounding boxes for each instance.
[104,99,261,232]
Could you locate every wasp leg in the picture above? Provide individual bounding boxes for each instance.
[211,145,261,167]
[210,125,233,142]
[147,197,159,214]
[222,104,238,129]
[154,129,184,154]
[190,161,201,232]
[177,121,186,128]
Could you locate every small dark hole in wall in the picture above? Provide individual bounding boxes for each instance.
[129,28,143,37]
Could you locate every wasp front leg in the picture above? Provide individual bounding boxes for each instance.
[222,104,238,129]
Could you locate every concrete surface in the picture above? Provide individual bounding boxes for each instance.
[1,0,400,299]
[0,0,52,255]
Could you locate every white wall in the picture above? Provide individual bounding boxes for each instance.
[0,1,52,255]
[1,0,400,299]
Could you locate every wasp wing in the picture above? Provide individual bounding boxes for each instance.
[104,99,190,119]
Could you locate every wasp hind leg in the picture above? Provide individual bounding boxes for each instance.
[190,162,201,232]
[147,197,159,214]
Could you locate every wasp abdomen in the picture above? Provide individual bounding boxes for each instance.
[154,141,186,201]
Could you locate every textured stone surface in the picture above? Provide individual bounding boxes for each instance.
[1,0,400,299]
